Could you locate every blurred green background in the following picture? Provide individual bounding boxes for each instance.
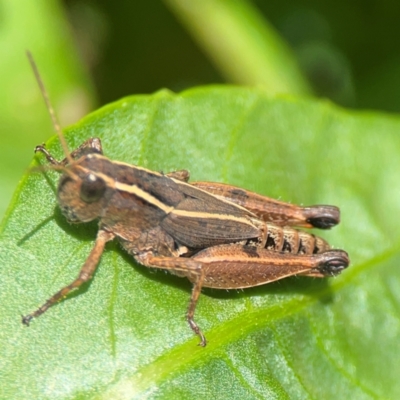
[1,0,400,218]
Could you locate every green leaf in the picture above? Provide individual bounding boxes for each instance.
[1,87,399,399]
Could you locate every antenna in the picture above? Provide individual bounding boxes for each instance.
[26,51,72,164]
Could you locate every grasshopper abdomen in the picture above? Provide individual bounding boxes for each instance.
[264,224,330,255]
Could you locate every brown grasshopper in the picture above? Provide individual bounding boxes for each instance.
[22,53,349,346]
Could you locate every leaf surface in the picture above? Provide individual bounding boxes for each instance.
[1,87,399,399]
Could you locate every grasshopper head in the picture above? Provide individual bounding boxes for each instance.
[57,155,109,223]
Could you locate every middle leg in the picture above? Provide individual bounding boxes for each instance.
[137,252,207,346]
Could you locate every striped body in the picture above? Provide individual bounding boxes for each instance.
[58,153,330,262]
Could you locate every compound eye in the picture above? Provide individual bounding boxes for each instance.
[80,173,106,203]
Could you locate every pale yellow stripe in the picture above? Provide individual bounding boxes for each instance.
[114,182,174,214]
[79,168,173,214]
[171,209,256,227]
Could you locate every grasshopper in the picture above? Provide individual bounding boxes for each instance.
[22,53,349,346]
